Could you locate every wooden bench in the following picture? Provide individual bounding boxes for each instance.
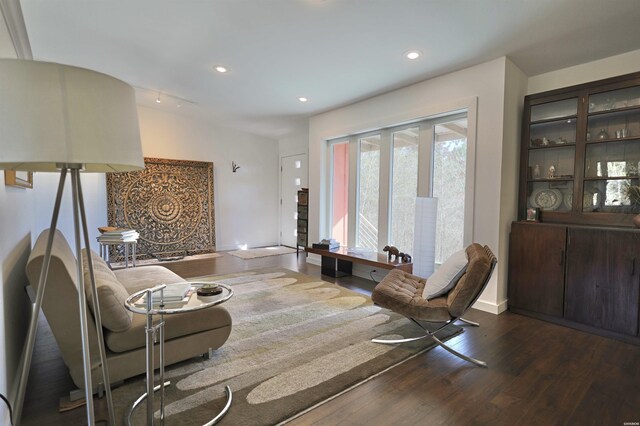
[306,247,413,277]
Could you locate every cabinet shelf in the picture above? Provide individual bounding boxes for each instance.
[585,136,640,144]
[584,176,640,181]
[530,115,578,125]
[529,143,576,150]
[527,178,574,183]
[587,104,640,117]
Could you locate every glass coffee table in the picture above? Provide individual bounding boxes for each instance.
[124,282,233,425]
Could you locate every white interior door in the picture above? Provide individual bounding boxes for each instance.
[281,154,307,247]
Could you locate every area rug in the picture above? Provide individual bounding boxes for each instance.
[112,268,462,425]
[228,246,297,259]
[110,252,222,269]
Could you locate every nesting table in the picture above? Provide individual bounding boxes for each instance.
[98,239,137,268]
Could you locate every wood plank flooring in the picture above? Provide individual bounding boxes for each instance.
[21,251,640,425]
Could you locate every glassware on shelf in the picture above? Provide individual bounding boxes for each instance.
[598,128,609,140]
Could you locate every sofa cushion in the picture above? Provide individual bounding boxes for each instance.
[105,304,232,353]
[81,249,132,332]
[422,249,468,300]
[114,265,187,294]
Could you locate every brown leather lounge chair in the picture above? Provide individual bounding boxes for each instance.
[371,243,496,367]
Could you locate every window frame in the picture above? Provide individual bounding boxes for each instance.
[325,103,477,253]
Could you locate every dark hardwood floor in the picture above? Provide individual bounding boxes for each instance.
[21,252,640,425]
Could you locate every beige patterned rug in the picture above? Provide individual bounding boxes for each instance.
[113,268,462,425]
[227,246,297,259]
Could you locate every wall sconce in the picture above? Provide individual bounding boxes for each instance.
[232,161,240,172]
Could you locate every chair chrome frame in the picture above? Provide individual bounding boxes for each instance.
[372,246,497,368]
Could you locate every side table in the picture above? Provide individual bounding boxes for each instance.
[125,282,233,425]
[98,239,137,268]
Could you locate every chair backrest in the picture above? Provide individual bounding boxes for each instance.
[25,229,100,386]
[446,244,497,318]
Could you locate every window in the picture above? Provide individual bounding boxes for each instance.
[330,141,349,244]
[327,111,472,258]
[357,135,381,250]
[432,119,468,264]
[390,127,419,253]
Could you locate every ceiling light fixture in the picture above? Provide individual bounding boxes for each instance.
[215,66,228,73]
[134,86,196,109]
[405,50,421,60]
[298,97,308,103]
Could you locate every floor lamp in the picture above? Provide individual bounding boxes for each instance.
[0,59,144,425]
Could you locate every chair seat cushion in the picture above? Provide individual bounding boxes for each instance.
[422,249,467,300]
[371,269,452,322]
[105,305,232,353]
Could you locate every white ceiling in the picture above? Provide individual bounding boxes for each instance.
[17,0,640,139]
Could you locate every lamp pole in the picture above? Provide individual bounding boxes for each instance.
[14,165,115,426]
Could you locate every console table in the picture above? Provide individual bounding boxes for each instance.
[306,247,413,277]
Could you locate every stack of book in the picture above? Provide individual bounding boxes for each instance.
[313,238,340,250]
[97,228,139,243]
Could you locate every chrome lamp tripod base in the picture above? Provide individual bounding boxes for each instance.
[14,165,116,425]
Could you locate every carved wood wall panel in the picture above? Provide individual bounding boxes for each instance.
[106,158,215,261]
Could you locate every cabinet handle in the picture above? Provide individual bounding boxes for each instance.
[559,249,564,266]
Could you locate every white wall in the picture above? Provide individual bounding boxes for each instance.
[32,173,107,254]
[309,57,517,314]
[527,49,640,95]
[497,59,528,304]
[137,106,280,250]
[0,13,31,423]
[279,120,309,158]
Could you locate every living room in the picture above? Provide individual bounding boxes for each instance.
[2,1,640,425]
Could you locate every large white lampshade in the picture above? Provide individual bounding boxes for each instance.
[0,58,143,172]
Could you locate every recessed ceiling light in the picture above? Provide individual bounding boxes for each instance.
[215,66,228,73]
[405,50,421,60]
[298,97,308,103]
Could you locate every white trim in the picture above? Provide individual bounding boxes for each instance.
[472,298,508,315]
[323,98,477,255]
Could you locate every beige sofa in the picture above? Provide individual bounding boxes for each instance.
[26,229,232,391]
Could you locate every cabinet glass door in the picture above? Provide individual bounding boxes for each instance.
[527,98,578,212]
[584,84,640,215]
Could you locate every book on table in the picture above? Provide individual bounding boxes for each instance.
[136,282,194,306]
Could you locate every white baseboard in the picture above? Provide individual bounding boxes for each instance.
[216,241,282,252]
[472,298,508,315]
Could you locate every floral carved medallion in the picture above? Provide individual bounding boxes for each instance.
[106,158,215,260]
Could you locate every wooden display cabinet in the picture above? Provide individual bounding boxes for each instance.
[510,71,640,344]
